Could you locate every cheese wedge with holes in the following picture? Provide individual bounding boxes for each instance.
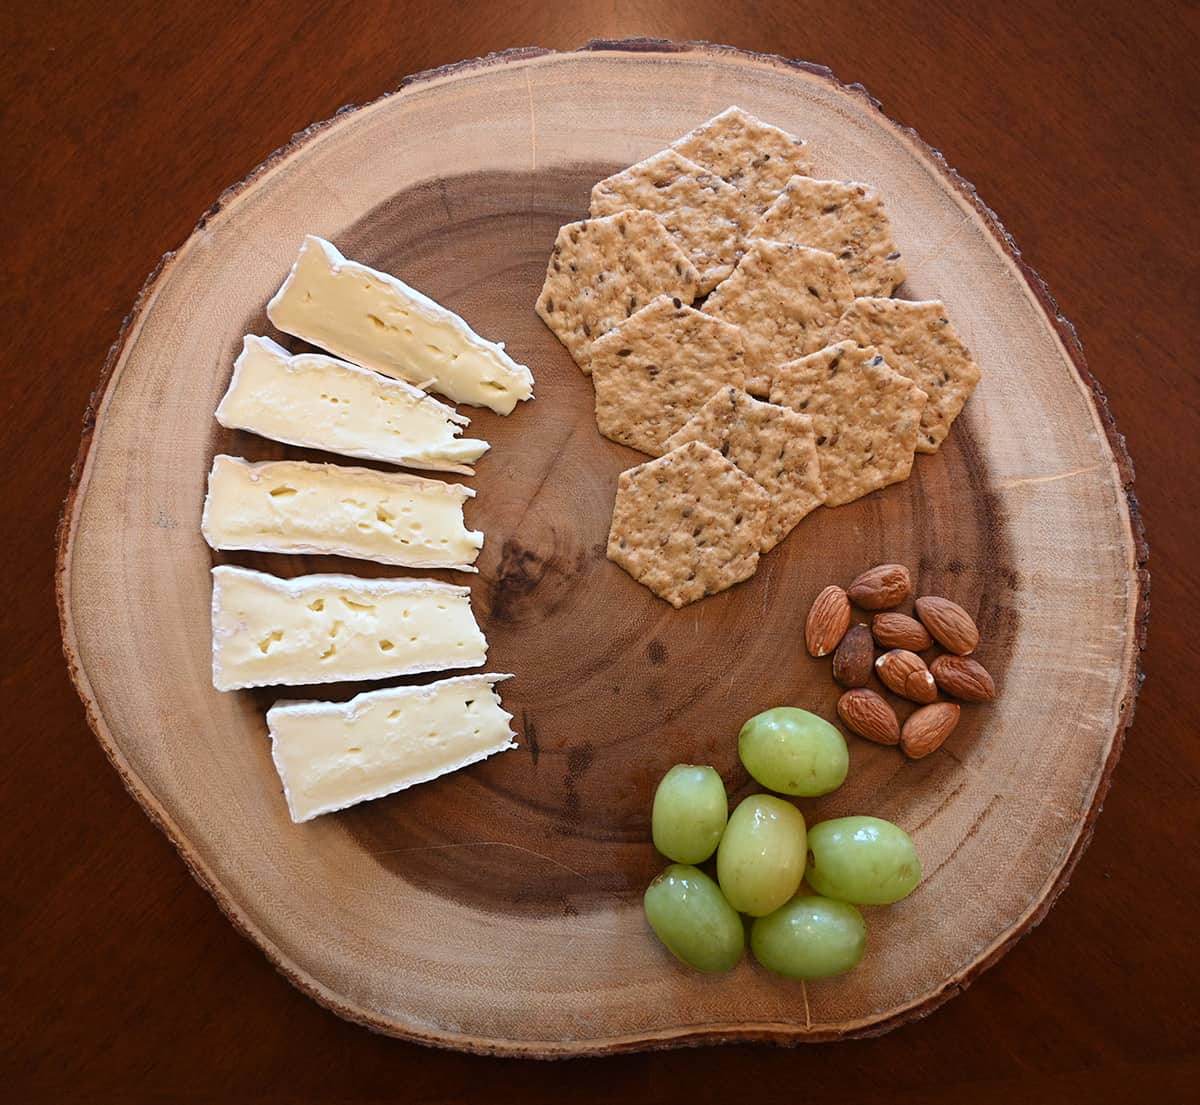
[210,566,486,691]
[267,673,517,822]
[200,456,483,569]
[266,235,534,414]
[215,336,489,474]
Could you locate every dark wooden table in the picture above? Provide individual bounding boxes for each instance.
[4,2,1197,1101]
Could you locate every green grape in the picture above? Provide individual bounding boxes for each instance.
[716,795,807,916]
[751,894,867,979]
[738,707,849,797]
[651,764,728,864]
[805,816,921,905]
[643,864,744,973]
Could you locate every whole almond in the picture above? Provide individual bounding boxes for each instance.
[832,624,874,687]
[837,689,900,745]
[875,649,936,702]
[805,585,851,657]
[847,564,912,610]
[901,702,961,758]
[915,596,979,655]
[905,669,939,704]
[931,654,997,702]
[872,612,933,651]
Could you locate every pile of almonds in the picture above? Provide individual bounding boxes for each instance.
[804,564,997,759]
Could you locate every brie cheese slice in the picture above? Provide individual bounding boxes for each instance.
[215,336,489,474]
[211,565,487,691]
[267,673,517,822]
[266,235,534,414]
[200,455,483,570]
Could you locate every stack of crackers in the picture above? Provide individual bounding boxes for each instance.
[536,107,981,608]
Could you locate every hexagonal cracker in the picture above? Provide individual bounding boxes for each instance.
[535,210,700,372]
[701,239,853,397]
[590,295,746,456]
[589,149,748,294]
[671,105,815,215]
[607,440,770,608]
[769,340,927,507]
[749,177,906,297]
[663,386,824,551]
[832,297,981,453]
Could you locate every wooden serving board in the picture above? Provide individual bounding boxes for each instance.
[57,42,1146,1055]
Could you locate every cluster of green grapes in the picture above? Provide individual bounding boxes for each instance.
[643,707,920,978]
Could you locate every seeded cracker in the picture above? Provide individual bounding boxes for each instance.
[832,297,981,453]
[590,296,746,456]
[749,177,906,297]
[671,106,815,214]
[662,386,824,551]
[702,239,853,397]
[589,149,747,294]
[535,210,700,372]
[607,440,770,608]
[770,341,927,507]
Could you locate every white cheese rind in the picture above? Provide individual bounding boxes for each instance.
[266,235,534,414]
[215,336,489,474]
[210,565,487,691]
[200,456,483,570]
[267,673,517,822]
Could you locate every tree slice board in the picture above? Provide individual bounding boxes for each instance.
[56,41,1147,1056]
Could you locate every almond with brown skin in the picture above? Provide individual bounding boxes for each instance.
[837,689,900,746]
[901,702,961,758]
[832,624,874,688]
[931,654,997,702]
[875,649,936,702]
[805,585,851,657]
[915,596,979,655]
[905,669,939,704]
[847,564,912,610]
[871,612,933,651]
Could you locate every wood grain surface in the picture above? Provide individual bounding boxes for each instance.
[4,0,1197,1101]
